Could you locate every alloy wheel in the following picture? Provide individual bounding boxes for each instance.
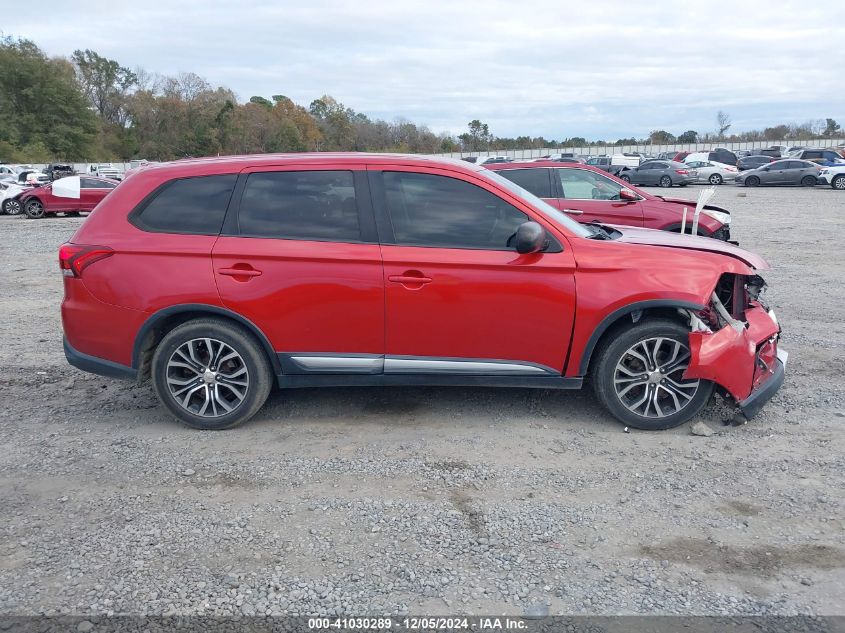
[833,175,845,190]
[165,338,249,418]
[613,337,700,418]
[4,199,22,215]
[25,201,44,218]
[659,176,672,187]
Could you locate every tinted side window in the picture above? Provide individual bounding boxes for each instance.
[803,151,822,160]
[132,175,237,235]
[383,172,528,250]
[497,168,552,198]
[238,171,360,242]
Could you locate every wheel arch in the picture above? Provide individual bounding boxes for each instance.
[132,304,281,380]
[575,299,704,376]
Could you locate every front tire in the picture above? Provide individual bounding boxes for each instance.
[744,176,760,187]
[24,200,44,219]
[592,319,714,430]
[3,198,22,215]
[709,173,723,185]
[151,318,273,430]
[659,175,672,188]
[619,174,631,182]
[832,174,845,190]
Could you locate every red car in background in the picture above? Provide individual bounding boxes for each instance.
[20,176,118,219]
[485,162,731,240]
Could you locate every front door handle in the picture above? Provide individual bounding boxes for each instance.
[563,209,584,215]
[388,275,432,284]
[218,265,262,280]
[388,270,432,288]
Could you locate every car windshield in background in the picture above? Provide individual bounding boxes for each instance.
[481,170,593,238]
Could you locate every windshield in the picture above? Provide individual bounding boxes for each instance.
[482,170,593,238]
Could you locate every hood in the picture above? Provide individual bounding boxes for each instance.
[612,225,769,270]
[653,195,731,215]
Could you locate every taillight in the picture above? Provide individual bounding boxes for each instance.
[675,169,689,175]
[59,243,113,277]
[726,166,738,172]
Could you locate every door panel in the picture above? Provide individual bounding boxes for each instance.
[550,168,644,226]
[381,246,576,372]
[213,238,384,359]
[213,165,384,364]
[371,166,577,374]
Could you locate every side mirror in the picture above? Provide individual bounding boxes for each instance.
[514,221,547,254]
[762,167,770,171]
[619,188,638,201]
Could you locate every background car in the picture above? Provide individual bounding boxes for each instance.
[684,148,739,166]
[19,176,118,218]
[88,163,123,180]
[485,162,731,239]
[617,160,695,187]
[0,180,32,215]
[734,159,820,187]
[45,163,75,181]
[684,160,738,185]
[817,165,845,190]
[737,155,776,171]
[787,148,844,166]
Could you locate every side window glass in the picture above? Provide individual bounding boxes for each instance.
[496,169,552,198]
[557,169,625,200]
[382,172,528,250]
[130,174,237,235]
[238,170,360,242]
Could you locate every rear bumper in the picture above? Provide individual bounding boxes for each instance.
[64,337,136,380]
[738,352,786,420]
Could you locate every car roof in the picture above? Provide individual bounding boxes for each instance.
[134,152,486,179]
[484,161,624,179]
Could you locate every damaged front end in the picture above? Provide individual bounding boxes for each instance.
[681,273,786,420]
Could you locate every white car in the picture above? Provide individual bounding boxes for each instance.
[684,160,739,185]
[89,163,123,180]
[0,182,30,215]
[817,165,845,190]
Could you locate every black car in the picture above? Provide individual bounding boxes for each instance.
[737,155,776,171]
[45,164,74,181]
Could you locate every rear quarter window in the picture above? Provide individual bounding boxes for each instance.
[129,175,237,235]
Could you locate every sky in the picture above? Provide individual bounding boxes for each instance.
[4,0,844,141]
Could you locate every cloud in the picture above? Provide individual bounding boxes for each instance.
[5,0,844,139]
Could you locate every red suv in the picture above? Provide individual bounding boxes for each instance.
[486,162,731,240]
[60,153,784,431]
[21,176,118,218]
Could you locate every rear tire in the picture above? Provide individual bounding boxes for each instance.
[591,319,714,430]
[745,176,760,187]
[151,318,273,430]
[659,175,672,188]
[709,173,723,185]
[832,174,845,190]
[800,175,816,187]
[24,200,44,219]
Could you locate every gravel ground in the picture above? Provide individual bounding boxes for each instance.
[0,184,843,618]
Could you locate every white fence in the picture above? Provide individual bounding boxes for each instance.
[435,138,845,161]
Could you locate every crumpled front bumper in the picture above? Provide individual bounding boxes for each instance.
[684,302,785,419]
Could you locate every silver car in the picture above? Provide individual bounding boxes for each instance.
[734,159,820,187]
[685,160,738,185]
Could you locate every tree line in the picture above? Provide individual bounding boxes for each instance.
[0,35,841,163]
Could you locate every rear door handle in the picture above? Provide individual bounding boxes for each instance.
[563,209,583,215]
[388,275,432,284]
[218,266,262,278]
